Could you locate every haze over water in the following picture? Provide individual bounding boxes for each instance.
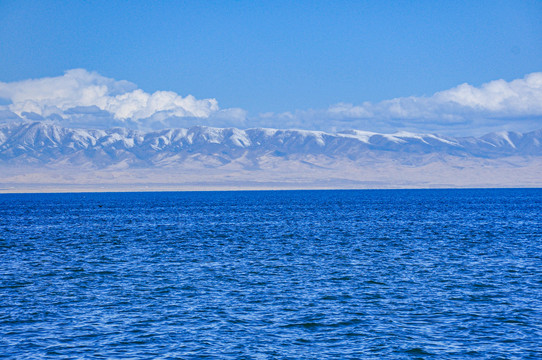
[1,189,541,359]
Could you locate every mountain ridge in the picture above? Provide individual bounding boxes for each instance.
[1,121,541,191]
[1,121,541,168]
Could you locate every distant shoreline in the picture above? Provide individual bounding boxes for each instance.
[1,185,540,194]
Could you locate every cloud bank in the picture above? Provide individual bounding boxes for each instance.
[260,72,542,134]
[1,69,541,134]
[0,69,246,130]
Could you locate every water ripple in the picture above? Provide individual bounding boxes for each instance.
[0,189,541,359]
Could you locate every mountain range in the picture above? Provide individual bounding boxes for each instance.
[1,121,541,191]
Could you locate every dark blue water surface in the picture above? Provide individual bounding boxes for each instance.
[1,189,541,359]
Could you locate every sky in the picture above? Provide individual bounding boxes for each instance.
[0,0,541,135]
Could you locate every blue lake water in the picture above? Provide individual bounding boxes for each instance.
[1,189,541,359]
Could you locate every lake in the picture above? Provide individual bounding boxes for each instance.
[1,189,541,359]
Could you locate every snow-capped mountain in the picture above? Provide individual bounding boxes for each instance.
[1,121,541,165]
[1,121,541,191]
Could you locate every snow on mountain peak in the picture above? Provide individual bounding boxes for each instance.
[0,121,541,169]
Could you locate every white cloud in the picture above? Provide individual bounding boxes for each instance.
[314,72,542,133]
[0,69,236,129]
[437,73,542,117]
[0,70,541,134]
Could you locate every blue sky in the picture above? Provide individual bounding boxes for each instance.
[0,0,541,134]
